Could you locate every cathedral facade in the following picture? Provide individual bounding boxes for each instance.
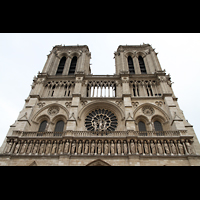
[0,44,200,166]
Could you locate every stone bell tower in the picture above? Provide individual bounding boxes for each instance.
[0,44,200,166]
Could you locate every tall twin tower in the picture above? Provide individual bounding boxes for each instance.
[1,44,200,166]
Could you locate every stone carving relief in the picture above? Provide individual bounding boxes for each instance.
[155,101,163,107]
[65,102,72,108]
[37,102,46,108]
[142,106,155,116]
[47,106,60,116]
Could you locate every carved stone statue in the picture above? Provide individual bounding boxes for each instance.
[130,140,135,154]
[97,141,101,154]
[32,141,39,154]
[150,141,156,154]
[84,141,89,154]
[123,141,127,154]
[157,140,163,154]
[20,141,27,154]
[185,139,193,154]
[27,141,33,154]
[39,141,45,154]
[91,141,95,154]
[178,140,184,154]
[93,121,97,131]
[111,141,115,154]
[117,141,121,154]
[137,141,142,154]
[78,141,82,154]
[104,141,109,155]
[5,140,13,153]
[64,140,69,154]
[71,141,76,154]
[163,141,170,154]
[51,141,57,154]
[45,141,52,154]
[103,120,107,131]
[57,141,63,154]
[170,141,177,154]
[144,141,149,154]
[14,141,21,154]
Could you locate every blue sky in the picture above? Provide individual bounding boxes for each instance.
[0,33,200,146]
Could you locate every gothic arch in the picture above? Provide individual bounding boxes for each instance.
[32,103,69,124]
[135,51,146,58]
[78,100,125,121]
[51,114,68,124]
[133,103,170,123]
[124,51,135,58]
[57,52,69,59]
[86,159,111,166]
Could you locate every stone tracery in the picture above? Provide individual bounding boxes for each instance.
[85,109,118,131]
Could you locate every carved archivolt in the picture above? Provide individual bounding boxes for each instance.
[133,103,170,123]
[78,100,125,122]
[32,103,69,124]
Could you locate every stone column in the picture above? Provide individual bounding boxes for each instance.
[127,139,131,155]
[95,140,98,155]
[114,140,117,155]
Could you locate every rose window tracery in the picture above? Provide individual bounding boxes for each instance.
[85,109,118,131]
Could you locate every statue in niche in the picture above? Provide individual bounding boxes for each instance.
[117,141,121,154]
[71,141,76,154]
[98,119,103,131]
[144,141,149,154]
[104,141,109,155]
[58,141,63,154]
[51,141,57,154]
[32,141,39,154]
[185,139,193,154]
[123,141,127,154]
[157,140,163,154]
[130,140,135,154]
[78,141,82,154]
[45,141,52,154]
[97,141,101,154]
[91,141,95,154]
[93,121,97,131]
[39,141,45,154]
[170,141,177,154]
[177,140,184,154]
[111,141,115,154]
[137,141,142,154]
[150,141,156,154]
[5,140,13,153]
[27,141,33,154]
[84,141,89,154]
[64,140,69,154]
[14,141,21,154]
[103,121,107,131]
[163,141,170,154]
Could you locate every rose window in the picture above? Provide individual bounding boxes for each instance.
[85,109,118,131]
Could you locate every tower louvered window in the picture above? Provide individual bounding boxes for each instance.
[138,121,146,131]
[68,56,77,75]
[128,56,135,74]
[154,121,163,131]
[138,56,147,74]
[38,120,47,132]
[56,56,66,75]
[54,120,64,132]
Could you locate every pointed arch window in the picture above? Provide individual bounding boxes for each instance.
[56,56,66,75]
[138,56,147,74]
[54,120,64,132]
[128,56,135,74]
[68,56,77,75]
[138,121,146,131]
[154,121,163,131]
[38,120,47,132]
